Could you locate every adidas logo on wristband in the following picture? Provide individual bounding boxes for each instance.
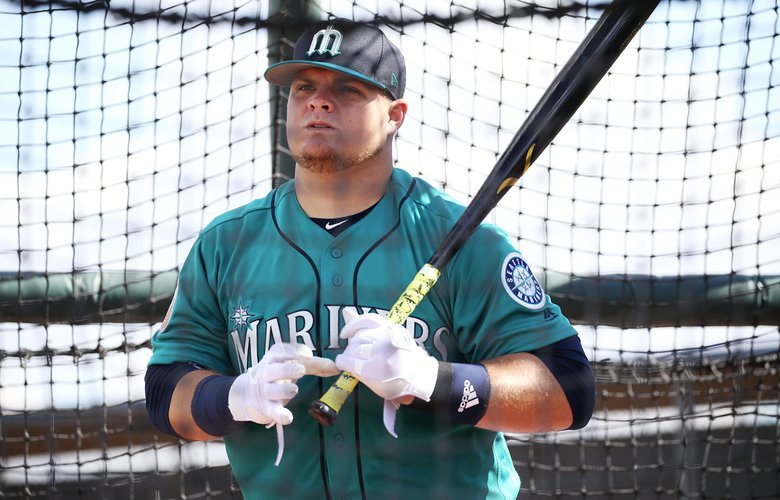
[458,379,480,413]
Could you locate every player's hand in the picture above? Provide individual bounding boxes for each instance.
[228,342,338,426]
[335,313,439,402]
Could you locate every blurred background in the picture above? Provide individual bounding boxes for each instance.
[0,0,778,498]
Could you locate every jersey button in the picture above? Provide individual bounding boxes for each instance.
[333,433,344,445]
[332,276,343,286]
[331,248,343,258]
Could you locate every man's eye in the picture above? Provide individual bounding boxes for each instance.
[339,86,360,94]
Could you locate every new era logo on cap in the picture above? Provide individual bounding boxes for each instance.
[264,19,406,100]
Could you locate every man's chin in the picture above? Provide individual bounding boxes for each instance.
[294,152,349,174]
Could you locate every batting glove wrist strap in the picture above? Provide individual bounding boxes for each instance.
[410,362,490,426]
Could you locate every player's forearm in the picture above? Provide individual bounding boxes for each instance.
[404,353,574,433]
[169,369,222,441]
[478,352,572,433]
[337,313,588,434]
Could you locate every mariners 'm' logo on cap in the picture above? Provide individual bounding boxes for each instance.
[501,252,546,309]
[308,25,342,57]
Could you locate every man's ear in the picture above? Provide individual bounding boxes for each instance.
[387,99,408,134]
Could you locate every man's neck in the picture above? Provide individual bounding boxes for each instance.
[295,162,392,219]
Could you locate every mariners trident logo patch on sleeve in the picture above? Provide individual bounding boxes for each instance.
[501,252,546,309]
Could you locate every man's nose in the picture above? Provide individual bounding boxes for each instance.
[308,89,333,111]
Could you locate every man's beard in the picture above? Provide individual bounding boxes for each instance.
[294,150,350,174]
[292,140,385,174]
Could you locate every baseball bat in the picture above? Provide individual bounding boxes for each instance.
[309,0,661,426]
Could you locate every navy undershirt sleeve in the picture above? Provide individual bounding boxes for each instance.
[530,335,595,430]
[144,362,199,438]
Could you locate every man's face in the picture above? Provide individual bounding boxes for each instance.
[286,67,399,173]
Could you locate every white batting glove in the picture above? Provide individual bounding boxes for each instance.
[336,313,439,402]
[229,342,338,466]
[229,342,339,425]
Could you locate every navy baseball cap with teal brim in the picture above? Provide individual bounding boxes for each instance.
[264,19,406,100]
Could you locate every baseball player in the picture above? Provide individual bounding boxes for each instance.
[145,19,595,499]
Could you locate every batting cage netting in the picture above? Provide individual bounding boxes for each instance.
[1,0,779,498]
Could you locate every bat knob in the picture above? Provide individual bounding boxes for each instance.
[308,400,338,427]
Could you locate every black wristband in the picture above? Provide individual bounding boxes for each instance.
[191,375,245,437]
[410,362,490,426]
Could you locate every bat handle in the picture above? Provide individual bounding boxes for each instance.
[308,371,359,426]
[308,264,441,426]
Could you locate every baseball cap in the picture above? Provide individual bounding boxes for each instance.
[264,19,406,99]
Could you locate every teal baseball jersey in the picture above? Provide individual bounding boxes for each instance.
[149,168,577,499]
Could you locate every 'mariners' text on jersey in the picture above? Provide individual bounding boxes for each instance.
[229,304,452,372]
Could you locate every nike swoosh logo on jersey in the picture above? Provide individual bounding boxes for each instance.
[325,219,348,230]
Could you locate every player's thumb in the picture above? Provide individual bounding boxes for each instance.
[342,308,358,324]
[334,353,364,377]
[270,404,294,426]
